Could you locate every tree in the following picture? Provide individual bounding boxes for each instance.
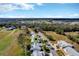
[55,28,64,35]
[44,46,50,53]
[18,33,26,48]
[27,44,31,50]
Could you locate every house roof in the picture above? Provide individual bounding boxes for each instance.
[57,40,72,48]
[64,47,79,56]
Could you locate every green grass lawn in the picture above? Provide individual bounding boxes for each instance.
[0,31,11,39]
[0,29,24,55]
[0,35,12,51]
[0,30,16,54]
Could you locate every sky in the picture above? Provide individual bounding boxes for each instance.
[0,3,79,18]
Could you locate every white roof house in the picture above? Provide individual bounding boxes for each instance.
[57,40,73,48]
[57,40,79,56]
[64,47,79,56]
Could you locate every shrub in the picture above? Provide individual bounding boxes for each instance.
[47,35,55,41]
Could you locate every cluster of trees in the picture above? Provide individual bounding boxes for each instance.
[0,22,18,29]
[17,28,31,56]
[17,21,79,35]
[39,23,79,34]
[43,45,50,53]
[18,33,26,48]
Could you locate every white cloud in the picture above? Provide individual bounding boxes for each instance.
[69,13,79,17]
[0,3,44,13]
[0,14,79,18]
[18,3,35,10]
[52,15,63,18]
[36,3,43,6]
[45,15,64,18]
[0,4,15,12]
[7,15,27,18]
[46,14,79,18]
[0,3,35,13]
[0,14,37,18]
[0,15,27,18]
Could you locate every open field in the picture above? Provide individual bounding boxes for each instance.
[0,29,24,55]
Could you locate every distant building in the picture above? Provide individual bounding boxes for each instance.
[57,40,79,56]
[6,26,16,30]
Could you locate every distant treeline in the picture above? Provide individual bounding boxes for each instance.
[0,18,79,23]
[26,23,79,32]
[18,22,79,35]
